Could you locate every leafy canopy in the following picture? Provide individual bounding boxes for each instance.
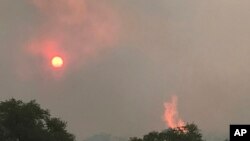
[130,123,205,141]
[0,98,75,141]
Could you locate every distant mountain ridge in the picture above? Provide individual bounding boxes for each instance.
[84,133,127,141]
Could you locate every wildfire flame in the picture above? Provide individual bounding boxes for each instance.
[164,95,186,130]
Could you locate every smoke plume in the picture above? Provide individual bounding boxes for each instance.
[164,95,186,129]
[25,0,120,76]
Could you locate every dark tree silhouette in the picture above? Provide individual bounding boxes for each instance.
[129,123,205,141]
[0,98,75,141]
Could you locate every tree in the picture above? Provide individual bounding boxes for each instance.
[129,137,143,141]
[0,98,75,141]
[129,123,205,141]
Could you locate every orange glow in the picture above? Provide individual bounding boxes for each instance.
[164,96,186,131]
[51,56,63,68]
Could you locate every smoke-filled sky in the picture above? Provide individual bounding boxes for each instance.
[1,0,250,140]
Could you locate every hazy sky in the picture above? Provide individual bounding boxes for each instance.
[1,0,250,140]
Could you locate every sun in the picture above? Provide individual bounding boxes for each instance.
[51,56,64,68]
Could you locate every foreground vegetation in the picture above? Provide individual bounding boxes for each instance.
[130,124,204,141]
[0,99,75,141]
[0,99,228,141]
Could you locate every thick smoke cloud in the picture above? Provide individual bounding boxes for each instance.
[2,0,250,141]
[26,0,119,77]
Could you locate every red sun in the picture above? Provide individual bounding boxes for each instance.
[51,56,64,68]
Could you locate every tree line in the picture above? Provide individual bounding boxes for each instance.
[0,99,228,141]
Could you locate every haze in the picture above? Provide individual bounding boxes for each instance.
[1,0,250,140]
